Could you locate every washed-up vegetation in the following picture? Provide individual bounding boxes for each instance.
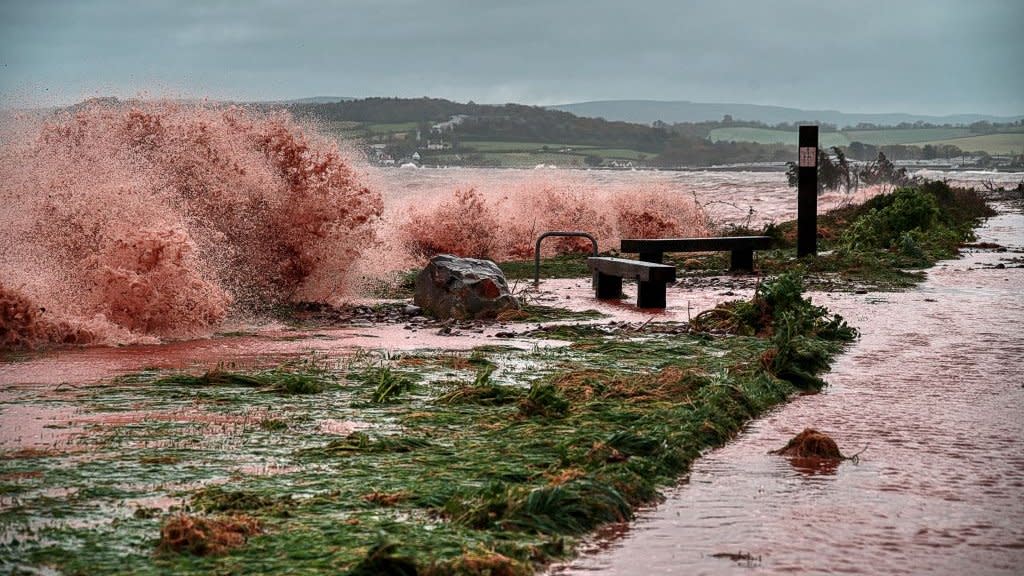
[0,274,855,575]
[153,356,336,395]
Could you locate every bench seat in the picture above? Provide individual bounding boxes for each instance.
[586,257,676,309]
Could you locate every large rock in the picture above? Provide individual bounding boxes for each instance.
[414,254,520,320]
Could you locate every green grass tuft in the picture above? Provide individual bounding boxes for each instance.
[364,367,416,403]
[153,358,334,395]
[303,432,432,459]
[191,486,290,514]
[348,542,418,576]
[519,383,570,418]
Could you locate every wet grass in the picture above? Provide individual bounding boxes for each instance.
[0,276,854,575]
[501,254,593,280]
[153,357,336,395]
[517,304,606,322]
[348,365,418,403]
[436,365,525,406]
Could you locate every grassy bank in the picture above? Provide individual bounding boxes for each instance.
[1,275,853,575]
[751,181,996,290]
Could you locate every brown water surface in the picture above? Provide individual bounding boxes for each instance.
[553,209,1024,574]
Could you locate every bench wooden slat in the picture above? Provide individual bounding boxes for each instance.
[586,257,676,309]
[586,257,676,283]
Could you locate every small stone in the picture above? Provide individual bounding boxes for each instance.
[404,304,422,315]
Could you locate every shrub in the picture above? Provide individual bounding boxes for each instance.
[841,187,940,251]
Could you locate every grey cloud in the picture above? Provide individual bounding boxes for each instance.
[1,0,1021,115]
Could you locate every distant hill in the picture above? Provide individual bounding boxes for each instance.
[549,100,1024,128]
[270,96,354,105]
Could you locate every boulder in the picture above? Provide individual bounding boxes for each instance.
[414,255,520,320]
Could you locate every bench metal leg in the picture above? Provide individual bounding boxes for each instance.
[729,249,754,273]
[637,281,667,309]
[638,251,664,264]
[595,272,623,299]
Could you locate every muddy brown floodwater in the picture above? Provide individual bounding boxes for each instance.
[552,207,1024,575]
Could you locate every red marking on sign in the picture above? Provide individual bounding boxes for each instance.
[799,147,816,167]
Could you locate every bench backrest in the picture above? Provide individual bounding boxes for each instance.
[621,236,773,253]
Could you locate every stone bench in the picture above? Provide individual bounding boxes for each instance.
[586,257,677,309]
[620,236,774,272]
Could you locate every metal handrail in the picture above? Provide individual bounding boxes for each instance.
[534,231,598,286]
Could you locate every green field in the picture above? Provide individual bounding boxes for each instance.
[436,142,647,164]
[317,120,362,131]
[460,141,598,152]
[843,127,971,145]
[364,121,420,134]
[708,127,850,147]
[708,126,1024,155]
[909,133,1024,155]
[425,152,587,167]
[586,148,649,160]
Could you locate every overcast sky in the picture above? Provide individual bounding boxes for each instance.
[1,0,1021,115]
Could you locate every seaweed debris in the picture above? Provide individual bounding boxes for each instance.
[157,513,262,556]
[769,428,846,460]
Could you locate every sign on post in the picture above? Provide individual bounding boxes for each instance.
[797,125,818,257]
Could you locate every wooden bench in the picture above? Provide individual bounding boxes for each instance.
[620,236,773,272]
[586,257,677,309]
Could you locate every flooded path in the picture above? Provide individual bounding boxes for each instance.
[553,208,1024,574]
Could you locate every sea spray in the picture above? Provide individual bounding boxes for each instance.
[395,175,711,261]
[0,100,382,348]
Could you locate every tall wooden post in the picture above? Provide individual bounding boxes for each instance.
[797,125,818,257]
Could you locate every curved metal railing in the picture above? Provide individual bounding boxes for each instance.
[534,231,598,286]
